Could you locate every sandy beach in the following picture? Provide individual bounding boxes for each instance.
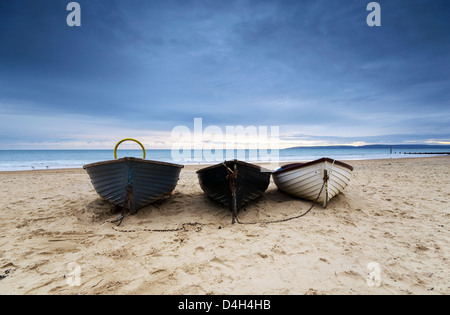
[0,156,448,295]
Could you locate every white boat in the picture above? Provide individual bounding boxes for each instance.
[272,158,353,208]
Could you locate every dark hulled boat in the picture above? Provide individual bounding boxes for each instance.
[196,160,272,223]
[83,139,183,214]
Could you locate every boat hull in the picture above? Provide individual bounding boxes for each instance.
[196,160,271,211]
[84,157,183,212]
[272,158,353,207]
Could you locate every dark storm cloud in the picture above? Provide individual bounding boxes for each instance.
[0,0,449,148]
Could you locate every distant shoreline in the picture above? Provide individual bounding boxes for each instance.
[1,155,449,174]
[285,144,450,150]
[1,144,450,151]
[1,146,449,172]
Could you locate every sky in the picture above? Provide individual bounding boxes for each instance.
[0,0,449,149]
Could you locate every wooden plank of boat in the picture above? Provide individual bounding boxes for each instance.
[83,139,183,214]
[84,157,183,212]
[272,157,353,208]
[196,160,272,223]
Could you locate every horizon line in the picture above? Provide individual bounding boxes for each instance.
[2,143,450,151]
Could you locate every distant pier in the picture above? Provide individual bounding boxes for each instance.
[403,152,450,155]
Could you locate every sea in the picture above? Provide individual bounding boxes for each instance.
[0,145,449,172]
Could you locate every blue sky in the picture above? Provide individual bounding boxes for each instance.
[0,0,449,149]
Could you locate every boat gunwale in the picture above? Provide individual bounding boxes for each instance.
[83,157,184,169]
[272,157,354,174]
[196,159,272,174]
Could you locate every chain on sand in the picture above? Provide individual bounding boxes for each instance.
[111,222,203,233]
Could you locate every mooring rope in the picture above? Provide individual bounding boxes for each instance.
[109,184,133,227]
[235,179,326,225]
[223,161,327,226]
[223,162,239,224]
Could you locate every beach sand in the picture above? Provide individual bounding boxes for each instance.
[0,156,448,295]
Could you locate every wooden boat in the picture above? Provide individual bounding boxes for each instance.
[196,160,272,223]
[83,139,183,214]
[272,157,353,208]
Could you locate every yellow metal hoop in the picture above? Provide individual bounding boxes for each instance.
[114,138,146,159]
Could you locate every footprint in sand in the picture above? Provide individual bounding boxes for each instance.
[210,257,235,272]
[195,246,205,252]
[335,270,365,284]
